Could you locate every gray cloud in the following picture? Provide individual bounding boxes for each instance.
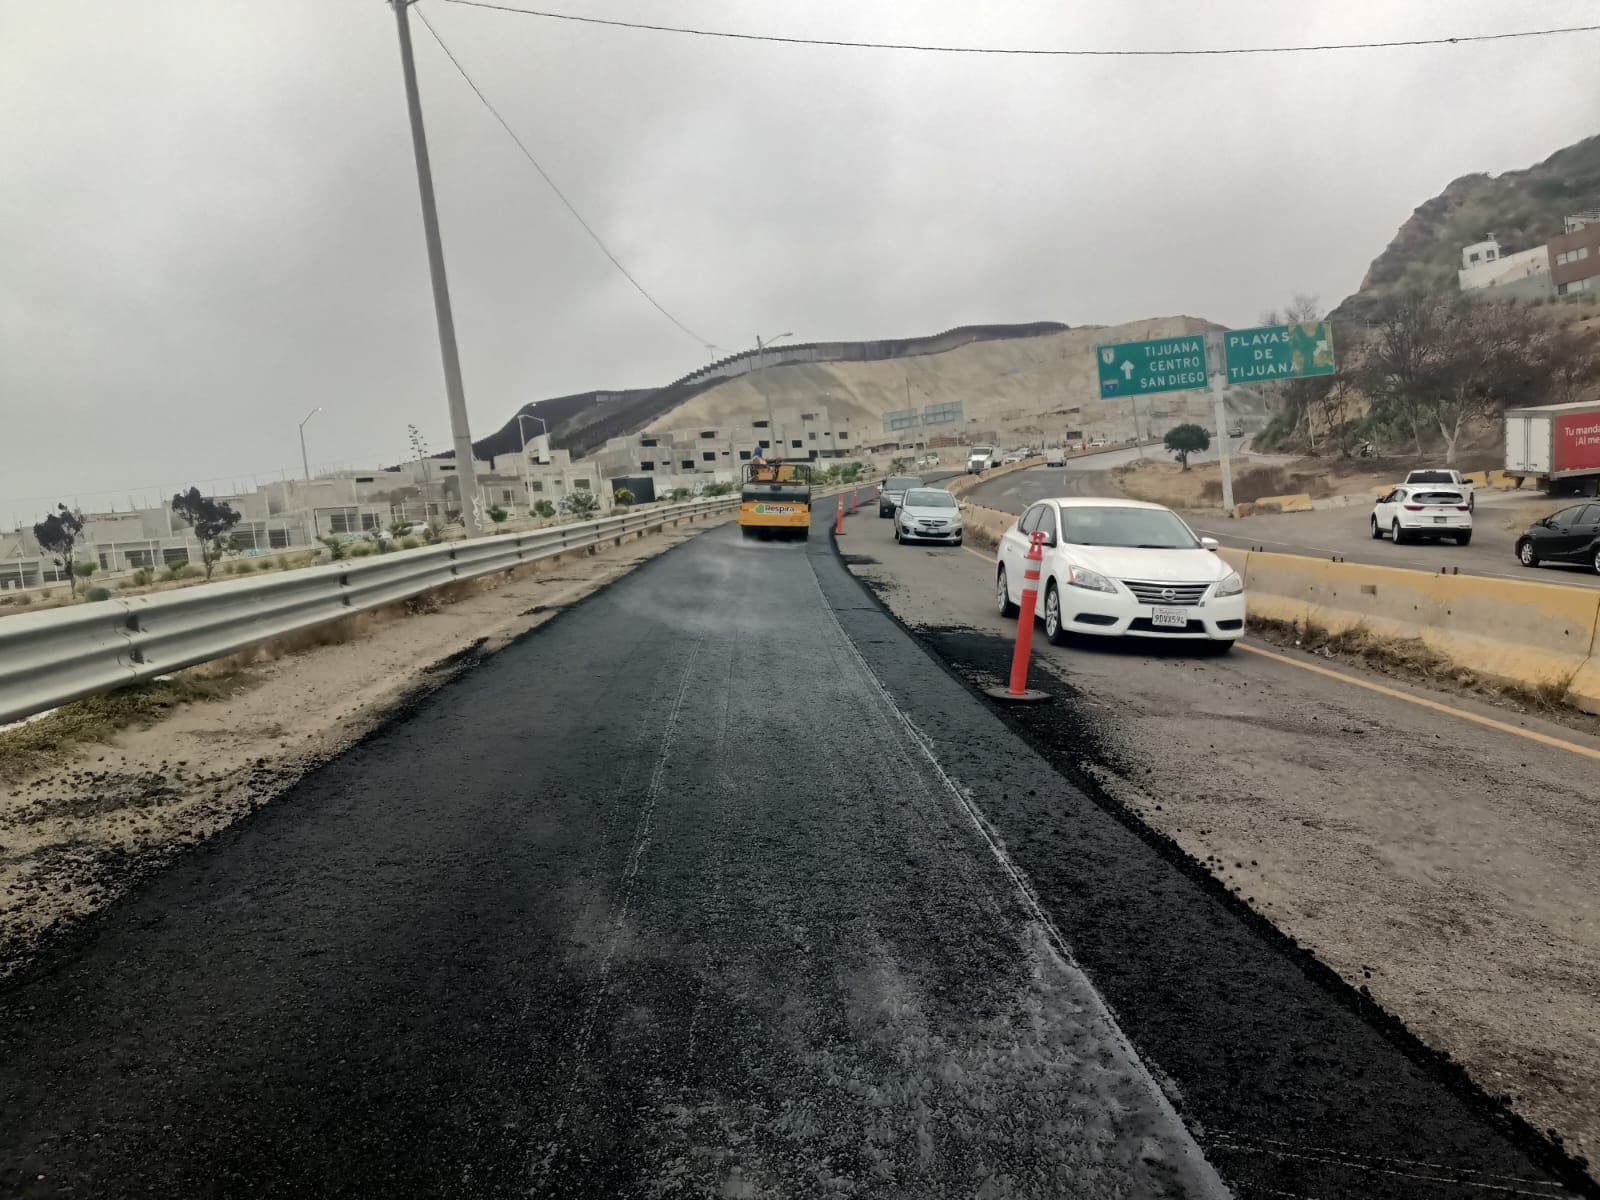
[3,0,1598,520]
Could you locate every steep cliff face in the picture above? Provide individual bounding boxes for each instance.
[1334,135,1600,320]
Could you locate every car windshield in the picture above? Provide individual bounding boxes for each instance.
[886,476,922,490]
[1060,505,1199,549]
[903,489,956,508]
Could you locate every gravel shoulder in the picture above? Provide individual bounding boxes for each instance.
[0,519,725,978]
[839,514,1600,1181]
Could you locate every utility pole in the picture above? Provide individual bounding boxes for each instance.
[390,0,483,537]
[1206,332,1236,513]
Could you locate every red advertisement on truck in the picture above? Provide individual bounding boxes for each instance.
[1553,409,1600,474]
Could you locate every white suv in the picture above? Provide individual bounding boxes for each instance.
[1372,485,1472,545]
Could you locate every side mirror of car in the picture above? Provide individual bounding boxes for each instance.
[1201,537,1219,551]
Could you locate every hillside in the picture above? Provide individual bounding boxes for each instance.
[645,317,1250,449]
[472,323,1072,461]
[1334,135,1600,321]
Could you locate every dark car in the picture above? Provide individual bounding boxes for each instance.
[878,475,924,517]
[1515,503,1600,574]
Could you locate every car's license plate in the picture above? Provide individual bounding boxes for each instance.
[1152,606,1187,628]
[1433,515,1446,523]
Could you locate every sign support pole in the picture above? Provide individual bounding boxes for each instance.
[1207,332,1235,514]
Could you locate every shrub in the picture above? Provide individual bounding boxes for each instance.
[423,522,444,544]
[613,487,635,507]
[669,487,691,502]
[256,558,276,571]
[533,500,556,519]
[130,568,154,587]
[84,586,112,602]
[487,504,509,524]
[320,537,348,562]
[399,536,420,550]
[347,542,376,558]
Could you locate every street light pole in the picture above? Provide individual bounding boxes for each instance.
[390,0,483,537]
[517,413,547,510]
[753,332,792,455]
[298,407,322,483]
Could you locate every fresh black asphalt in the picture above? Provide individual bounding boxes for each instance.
[0,491,1589,1198]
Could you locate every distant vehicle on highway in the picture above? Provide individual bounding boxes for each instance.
[1371,485,1472,545]
[878,474,924,517]
[894,488,963,546]
[1514,503,1600,573]
[1045,446,1066,467]
[1226,426,1243,438]
[994,498,1244,651]
[1001,452,1024,465]
[1403,468,1475,510]
[1088,439,1108,449]
[966,445,994,474]
[918,452,940,468]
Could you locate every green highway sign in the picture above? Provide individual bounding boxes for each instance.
[1096,335,1208,398]
[1224,321,1336,384]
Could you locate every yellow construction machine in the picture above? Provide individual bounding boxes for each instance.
[737,461,811,540]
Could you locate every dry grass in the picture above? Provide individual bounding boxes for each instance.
[0,672,257,783]
[1251,617,1582,717]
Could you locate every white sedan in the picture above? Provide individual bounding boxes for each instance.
[994,498,1245,650]
[1371,485,1472,545]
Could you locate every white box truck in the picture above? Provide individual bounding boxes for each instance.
[1505,401,1600,496]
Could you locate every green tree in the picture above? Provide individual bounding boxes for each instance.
[33,505,86,594]
[613,487,635,507]
[1163,424,1210,470]
[73,562,98,583]
[170,487,242,580]
[486,504,509,524]
[561,490,601,518]
[533,499,557,519]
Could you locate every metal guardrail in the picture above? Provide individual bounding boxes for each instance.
[0,497,738,726]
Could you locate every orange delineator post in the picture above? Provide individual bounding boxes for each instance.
[834,497,846,536]
[849,492,858,515]
[1007,530,1047,695]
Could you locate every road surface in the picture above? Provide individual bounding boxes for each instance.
[966,461,1600,590]
[0,495,1591,1198]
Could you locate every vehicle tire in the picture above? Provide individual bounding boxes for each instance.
[799,529,809,542]
[1518,539,1540,568]
[954,536,963,547]
[1455,532,1472,546]
[894,527,903,544]
[996,566,1019,617]
[1391,520,1407,545]
[1370,516,1383,540]
[1200,639,1236,656]
[1593,546,1600,575]
[1043,582,1069,645]
[740,525,756,539]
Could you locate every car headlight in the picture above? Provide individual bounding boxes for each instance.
[1213,571,1244,598]
[1066,564,1118,593]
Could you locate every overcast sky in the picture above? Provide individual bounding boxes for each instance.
[3,0,1598,520]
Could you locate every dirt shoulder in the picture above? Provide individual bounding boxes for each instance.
[0,518,726,978]
[839,519,1600,1179]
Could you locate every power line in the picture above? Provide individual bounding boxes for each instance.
[413,7,719,353]
[440,1,1600,57]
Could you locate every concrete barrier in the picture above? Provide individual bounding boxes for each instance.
[1228,547,1600,712]
[958,503,1015,550]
